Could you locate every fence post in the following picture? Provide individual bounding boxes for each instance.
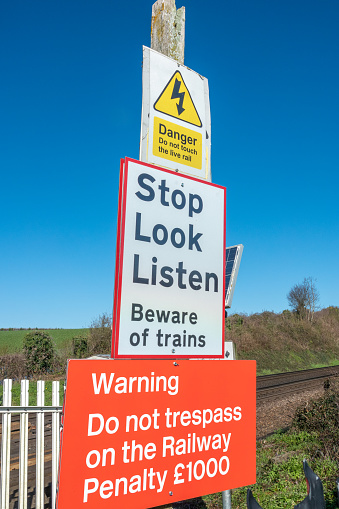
[1,379,12,509]
[19,379,29,509]
[52,381,60,509]
[36,381,45,509]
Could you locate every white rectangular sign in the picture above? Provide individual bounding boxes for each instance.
[140,47,211,181]
[112,158,226,358]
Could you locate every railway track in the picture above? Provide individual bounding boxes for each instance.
[0,413,55,478]
[257,365,339,402]
[3,365,338,447]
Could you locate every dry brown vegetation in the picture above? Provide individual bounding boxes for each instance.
[0,352,28,380]
[227,306,339,374]
[1,309,338,380]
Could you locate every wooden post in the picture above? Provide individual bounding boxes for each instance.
[151,0,185,64]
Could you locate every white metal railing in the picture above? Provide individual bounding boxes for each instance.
[0,379,63,509]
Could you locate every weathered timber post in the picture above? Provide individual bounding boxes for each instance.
[151,0,185,64]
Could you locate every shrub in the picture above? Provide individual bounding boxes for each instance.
[282,309,292,317]
[87,313,112,355]
[72,335,88,358]
[292,382,339,462]
[326,306,339,323]
[232,313,244,326]
[23,331,55,375]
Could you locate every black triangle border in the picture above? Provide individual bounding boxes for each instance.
[153,70,203,128]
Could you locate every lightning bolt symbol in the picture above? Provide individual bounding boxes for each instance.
[171,78,185,115]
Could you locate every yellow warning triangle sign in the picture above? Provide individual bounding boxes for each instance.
[154,71,202,128]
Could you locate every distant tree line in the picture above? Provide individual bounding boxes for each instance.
[0,327,65,331]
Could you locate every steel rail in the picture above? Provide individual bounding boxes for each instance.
[257,365,339,401]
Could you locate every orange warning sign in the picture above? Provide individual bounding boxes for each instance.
[57,359,256,509]
[154,71,202,127]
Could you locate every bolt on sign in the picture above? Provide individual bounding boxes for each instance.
[56,359,256,509]
[112,157,226,359]
[140,46,211,181]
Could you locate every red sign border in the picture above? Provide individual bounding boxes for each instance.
[111,157,226,360]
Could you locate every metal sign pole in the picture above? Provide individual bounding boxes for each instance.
[223,488,232,509]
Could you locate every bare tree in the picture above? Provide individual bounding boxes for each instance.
[287,281,308,319]
[87,312,112,355]
[304,277,320,322]
[287,277,319,322]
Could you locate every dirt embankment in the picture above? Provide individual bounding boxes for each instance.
[226,306,339,374]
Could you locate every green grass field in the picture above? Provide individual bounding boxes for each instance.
[0,329,89,353]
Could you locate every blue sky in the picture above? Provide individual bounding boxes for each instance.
[1,0,338,328]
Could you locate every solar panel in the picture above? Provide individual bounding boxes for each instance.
[225,244,243,308]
